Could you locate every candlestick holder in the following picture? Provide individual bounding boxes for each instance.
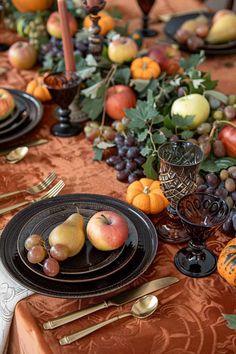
[82,0,106,57]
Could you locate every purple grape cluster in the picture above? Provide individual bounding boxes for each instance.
[106,134,146,183]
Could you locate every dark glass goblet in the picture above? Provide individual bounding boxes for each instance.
[136,0,157,37]
[175,193,229,278]
[44,72,82,137]
[155,141,203,243]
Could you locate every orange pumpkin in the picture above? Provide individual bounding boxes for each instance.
[83,11,115,36]
[217,238,236,286]
[126,178,169,214]
[26,77,52,102]
[12,0,54,13]
[130,57,161,80]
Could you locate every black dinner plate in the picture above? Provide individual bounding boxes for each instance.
[0,98,25,130]
[164,11,236,55]
[0,111,29,136]
[0,89,43,144]
[17,203,138,282]
[0,194,158,298]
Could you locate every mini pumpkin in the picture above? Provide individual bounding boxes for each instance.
[126,178,169,214]
[83,11,115,36]
[26,77,52,102]
[12,0,53,13]
[217,238,236,286]
[130,57,161,80]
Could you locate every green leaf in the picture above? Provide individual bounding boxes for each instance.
[137,130,149,142]
[180,51,205,70]
[202,73,218,90]
[130,79,150,93]
[215,157,236,170]
[96,141,115,149]
[81,97,104,120]
[125,100,158,130]
[85,54,98,67]
[152,131,167,145]
[223,314,236,330]
[93,146,103,161]
[200,159,219,173]
[204,90,228,104]
[152,115,164,125]
[159,127,173,138]
[163,115,175,130]
[143,155,158,179]
[180,130,194,139]
[141,145,152,157]
[114,67,131,85]
[172,115,194,128]
[81,82,104,98]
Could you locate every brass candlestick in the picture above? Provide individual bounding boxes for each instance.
[82,0,106,57]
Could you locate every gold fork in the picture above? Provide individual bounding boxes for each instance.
[0,172,57,200]
[0,180,65,215]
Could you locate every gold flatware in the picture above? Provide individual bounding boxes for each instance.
[0,171,57,200]
[0,179,65,215]
[43,276,179,330]
[59,295,158,345]
[5,146,29,164]
[0,138,49,156]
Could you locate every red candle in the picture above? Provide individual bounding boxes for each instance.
[57,0,76,72]
[86,0,101,6]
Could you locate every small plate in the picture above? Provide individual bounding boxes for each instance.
[164,11,236,55]
[0,111,29,136]
[0,98,25,130]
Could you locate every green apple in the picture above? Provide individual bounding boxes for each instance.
[171,93,210,129]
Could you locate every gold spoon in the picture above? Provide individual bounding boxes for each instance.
[5,146,29,164]
[59,295,158,346]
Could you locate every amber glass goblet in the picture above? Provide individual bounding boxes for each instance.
[156,141,203,243]
[175,193,229,278]
[44,72,82,137]
[136,0,157,37]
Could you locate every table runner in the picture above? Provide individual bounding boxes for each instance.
[0,0,235,353]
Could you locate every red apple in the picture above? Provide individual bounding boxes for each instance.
[105,85,136,121]
[108,36,138,64]
[148,44,181,75]
[212,9,234,24]
[8,41,37,70]
[46,11,78,39]
[0,89,15,120]
[86,211,129,251]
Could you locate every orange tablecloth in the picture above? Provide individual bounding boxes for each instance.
[0,1,235,353]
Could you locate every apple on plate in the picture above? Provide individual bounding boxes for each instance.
[171,93,210,129]
[148,44,181,75]
[86,211,129,251]
[108,36,138,64]
[0,89,15,121]
[105,85,136,121]
[212,9,234,24]
[8,41,37,70]
[47,11,78,39]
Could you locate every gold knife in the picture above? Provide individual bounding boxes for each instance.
[43,276,179,330]
[0,138,49,156]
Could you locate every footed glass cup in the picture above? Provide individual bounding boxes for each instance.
[136,0,158,37]
[156,141,203,243]
[175,193,229,278]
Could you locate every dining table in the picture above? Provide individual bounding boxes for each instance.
[0,0,236,353]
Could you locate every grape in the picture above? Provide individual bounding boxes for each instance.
[24,234,44,251]
[27,245,47,264]
[199,141,211,158]
[133,169,145,178]
[220,169,229,181]
[232,213,236,230]
[208,96,221,110]
[102,127,116,141]
[197,123,212,135]
[228,166,236,175]
[115,161,126,171]
[43,257,60,277]
[227,95,236,105]
[177,87,187,97]
[124,136,136,147]
[206,187,215,195]
[196,175,205,186]
[231,191,236,201]
[229,170,236,179]
[126,147,140,159]
[213,140,226,157]
[116,170,129,182]
[112,121,126,133]
[206,173,219,188]
[174,29,190,44]
[114,134,124,146]
[196,24,209,38]
[118,146,128,157]
[121,117,130,126]
[198,134,210,144]
[187,36,204,51]
[224,105,235,120]
[215,187,228,199]
[106,155,121,167]
[225,196,234,210]
[225,178,236,193]
[126,160,138,172]
[134,156,146,166]
[222,215,235,235]
[169,135,179,142]
[50,244,69,261]
[128,173,140,183]
[213,110,224,121]
[187,138,198,145]
[196,184,207,192]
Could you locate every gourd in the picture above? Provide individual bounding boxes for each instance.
[126,178,169,214]
[217,238,236,286]
[12,0,54,13]
[130,57,161,80]
[83,11,115,36]
[26,78,52,102]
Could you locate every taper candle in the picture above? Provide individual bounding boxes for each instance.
[57,0,76,72]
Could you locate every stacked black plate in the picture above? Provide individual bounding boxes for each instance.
[0,194,158,298]
[0,89,43,145]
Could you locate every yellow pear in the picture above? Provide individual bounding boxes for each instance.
[48,213,85,257]
[180,15,208,33]
[206,14,236,43]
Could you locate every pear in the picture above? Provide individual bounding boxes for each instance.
[180,15,208,33]
[48,213,85,257]
[206,14,236,44]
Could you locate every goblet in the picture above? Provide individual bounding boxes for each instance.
[175,193,229,278]
[136,0,157,37]
[155,141,203,243]
[44,72,82,137]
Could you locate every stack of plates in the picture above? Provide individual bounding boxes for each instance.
[0,194,158,298]
[0,89,43,145]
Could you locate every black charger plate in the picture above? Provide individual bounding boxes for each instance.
[0,194,158,298]
[164,11,236,55]
[0,98,25,130]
